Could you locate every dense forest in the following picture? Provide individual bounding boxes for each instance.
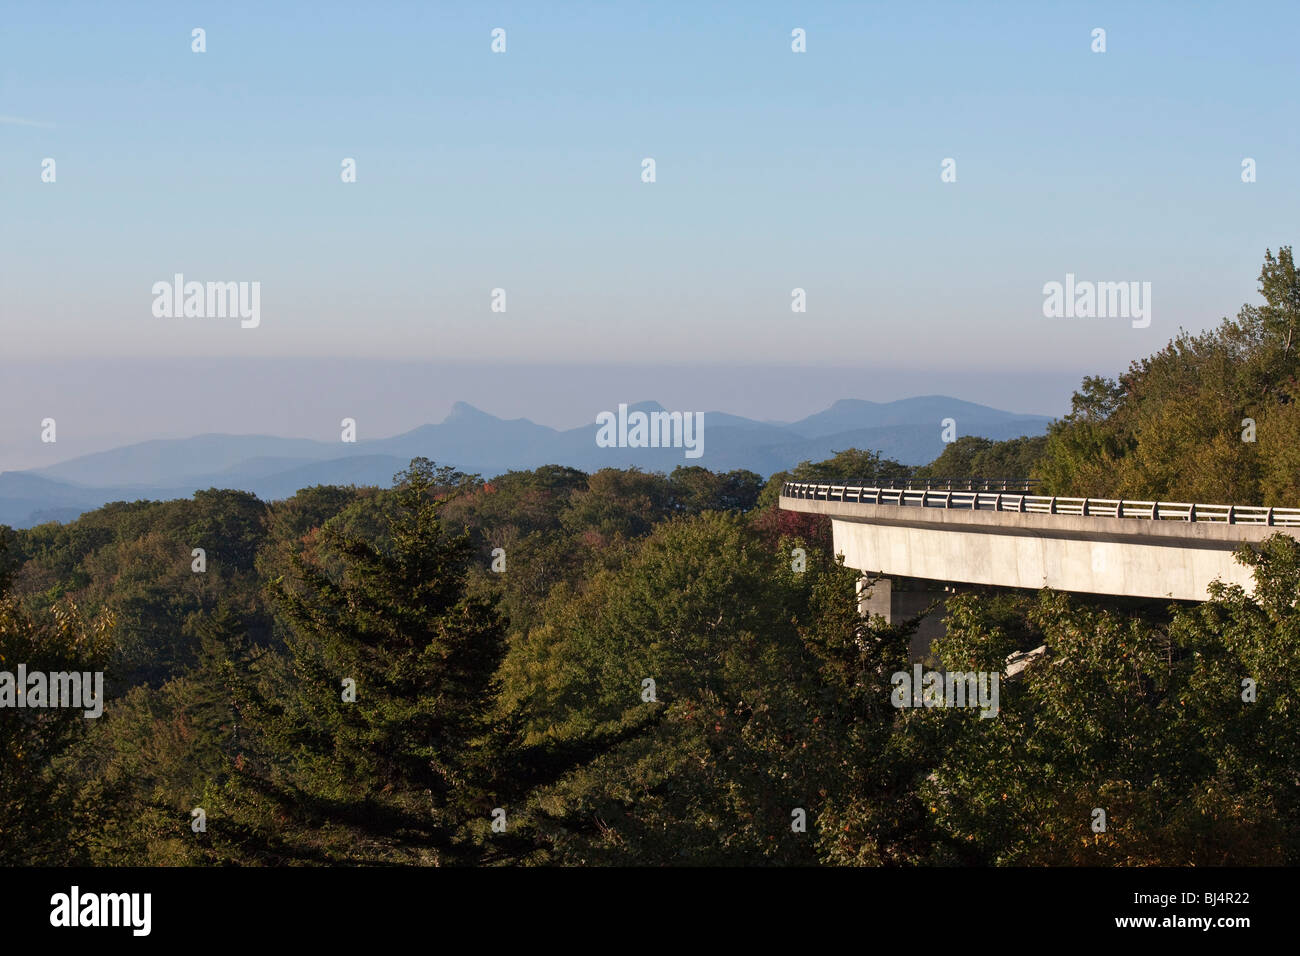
[2,249,1298,866]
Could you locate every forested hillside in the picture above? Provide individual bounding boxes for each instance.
[1033,248,1300,504]
[2,249,1299,866]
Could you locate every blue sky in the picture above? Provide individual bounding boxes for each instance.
[1,1,1297,455]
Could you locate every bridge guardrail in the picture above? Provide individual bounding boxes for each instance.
[780,481,1300,527]
[812,477,1041,492]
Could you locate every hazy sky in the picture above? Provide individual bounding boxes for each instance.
[2,1,1297,465]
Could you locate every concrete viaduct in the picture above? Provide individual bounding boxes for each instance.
[779,479,1300,629]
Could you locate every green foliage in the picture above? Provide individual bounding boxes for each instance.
[1037,247,1300,504]
[12,491,272,688]
[760,448,913,509]
[560,467,675,543]
[667,466,762,514]
[500,511,847,864]
[0,525,17,595]
[0,596,113,863]
[918,551,1300,865]
[914,435,1048,481]
[200,458,509,864]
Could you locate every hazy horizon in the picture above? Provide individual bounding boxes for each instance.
[0,357,1081,471]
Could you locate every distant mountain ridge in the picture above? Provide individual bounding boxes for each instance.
[0,396,1052,528]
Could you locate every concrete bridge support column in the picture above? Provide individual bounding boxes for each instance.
[856,575,892,621]
[856,574,950,663]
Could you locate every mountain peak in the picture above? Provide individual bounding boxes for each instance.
[444,402,497,423]
[624,400,667,414]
